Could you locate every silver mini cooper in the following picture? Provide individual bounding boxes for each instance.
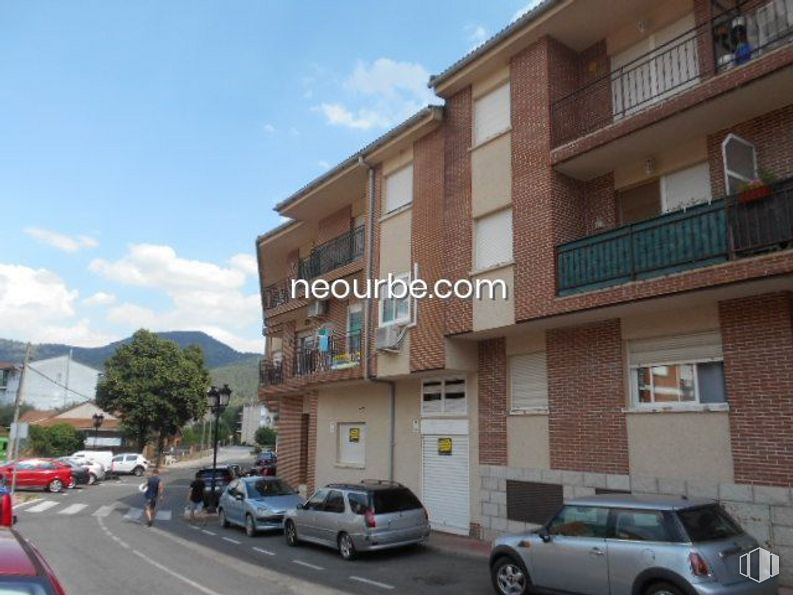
[283,480,430,560]
[490,494,778,595]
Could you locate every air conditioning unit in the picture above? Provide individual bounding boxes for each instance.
[306,300,328,318]
[376,325,406,352]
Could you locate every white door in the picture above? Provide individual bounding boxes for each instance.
[421,435,470,535]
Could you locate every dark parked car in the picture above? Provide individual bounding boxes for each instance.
[56,458,91,488]
[0,528,67,594]
[254,451,277,476]
[195,466,237,508]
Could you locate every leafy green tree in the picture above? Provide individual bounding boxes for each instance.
[254,426,277,448]
[96,330,210,463]
[28,424,84,457]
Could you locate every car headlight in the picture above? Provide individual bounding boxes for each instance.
[256,507,270,516]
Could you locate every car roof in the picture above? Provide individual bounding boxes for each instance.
[0,529,39,577]
[567,494,716,511]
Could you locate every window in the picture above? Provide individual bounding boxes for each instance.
[337,422,366,466]
[661,162,711,211]
[348,492,369,515]
[677,505,743,542]
[347,303,363,355]
[629,332,727,406]
[474,208,512,271]
[549,505,610,538]
[510,352,548,411]
[722,134,758,194]
[421,378,466,415]
[372,488,423,513]
[324,490,346,513]
[473,82,510,145]
[613,509,675,542]
[305,488,329,511]
[379,272,411,326]
[384,164,413,214]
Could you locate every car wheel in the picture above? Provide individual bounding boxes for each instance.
[245,515,257,537]
[88,473,97,485]
[492,555,531,595]
[48,479,64,493]
[284,520,299,546]
[218,509,230,528]
[338,532,357,561]
[644,582,684,595]
[132,466,145,477]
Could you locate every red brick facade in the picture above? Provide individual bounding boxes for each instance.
[478,338,507,465]
[547,320,629,474]
[720,292,793,487]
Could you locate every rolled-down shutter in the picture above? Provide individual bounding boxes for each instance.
[628,331,723,366]
[475,208,513,270]
[510,352,548,410]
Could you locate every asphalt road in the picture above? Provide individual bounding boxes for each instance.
[13,447,493,595]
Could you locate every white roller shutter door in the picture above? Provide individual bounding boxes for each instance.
[421,435,470,535]
[628,331,723,365]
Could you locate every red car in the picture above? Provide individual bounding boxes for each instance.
[0,528,67,594]
[0,459,73,493]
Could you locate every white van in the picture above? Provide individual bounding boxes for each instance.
[71,450,114,471]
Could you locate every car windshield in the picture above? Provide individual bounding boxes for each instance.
[246,479,293,498]
[677,505,744,542]
[372,488,422,513]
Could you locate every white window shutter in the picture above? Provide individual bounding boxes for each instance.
[628,331,723,366]
[385,164,413,213]
[661,162,711,211]
[510,353,548,410]
[474,82,511,145]
[475,209,513,270]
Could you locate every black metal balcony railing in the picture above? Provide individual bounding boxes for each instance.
[551,1,793,146]
[298,225,365,280]
[259,359,284,387]
[294,331,363,377]
[556,177,793,295]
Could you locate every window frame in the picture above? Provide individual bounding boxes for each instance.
[383,163,414,214]
[421,377,467,416]
[473,208,513,272]
[378,272,412,327]
[721,133,758,194]
[509,351,549,413]
[629,357,726,408]
[473,81,511,146]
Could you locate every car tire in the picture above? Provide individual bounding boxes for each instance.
[284,520,299,547]
[132,466,145,477]
[338,532,357,561]
[644,582,684,595]
[48,479,64,493]
[88,473,97,485]
[218,509,230,528]
[245,514,257,537]
[492,555,531,595]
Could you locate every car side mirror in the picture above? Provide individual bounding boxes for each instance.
[296,503,304,510]
[538,527,551,543]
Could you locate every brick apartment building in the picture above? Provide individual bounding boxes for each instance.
[257,0,793,582]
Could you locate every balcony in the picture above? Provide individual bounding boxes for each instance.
[294,331,362,377]
[556,177,793,295]
[551,1,793,148]
[298,225,365,280]
[263,279,291,310]
[259,359,284,387]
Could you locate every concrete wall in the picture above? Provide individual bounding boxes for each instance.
[507,415,550,469]
[472,133,512,218]
[472,264,515,331]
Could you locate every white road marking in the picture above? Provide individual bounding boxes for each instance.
[92,504,118,517]
[201,530,217,536]
[12,498,43,510]
[292,560,324,571]
[59,503,88,515]
[222,537,241,545]
[26,501,59,513]
[350,576,396,590]
[252,547,275,556]
[132,550,222,595]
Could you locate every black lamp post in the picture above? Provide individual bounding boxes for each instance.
[206,384,231,512]
[92,413,104,448]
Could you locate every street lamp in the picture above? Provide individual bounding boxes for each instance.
[206,384,231,512]
[92,413,104,448]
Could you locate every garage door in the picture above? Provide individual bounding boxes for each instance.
[421,435,470,535]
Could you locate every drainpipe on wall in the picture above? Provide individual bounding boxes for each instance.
[358,155,397,483]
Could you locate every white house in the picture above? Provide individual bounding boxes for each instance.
[0,362,22,407]
[240,403,273,445]
[22,355,100,410]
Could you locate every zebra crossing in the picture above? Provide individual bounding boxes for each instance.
[15,498,173,521]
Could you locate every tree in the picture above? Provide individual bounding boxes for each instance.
[28,424,84,457]
[96,329,210,465]
[254,426,277,448]
[0,404,33,429]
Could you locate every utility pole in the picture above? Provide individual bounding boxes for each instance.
[10,344,32,495]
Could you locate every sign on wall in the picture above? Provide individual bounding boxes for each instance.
[437,437,453,456]
[349,427,361,443]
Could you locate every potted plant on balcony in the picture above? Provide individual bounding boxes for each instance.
[330,353,358,370]
[738,170,777,204]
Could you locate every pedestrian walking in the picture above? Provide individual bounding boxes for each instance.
[143,468,164,527]
[187,475,206,524]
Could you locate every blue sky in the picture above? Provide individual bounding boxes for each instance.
[0,0,538,353]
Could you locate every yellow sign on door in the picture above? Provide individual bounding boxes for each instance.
[438,437,453,456]
[349,427,361,443]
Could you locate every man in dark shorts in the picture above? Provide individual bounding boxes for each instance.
[143,468,164,527]
[187,475,206,524]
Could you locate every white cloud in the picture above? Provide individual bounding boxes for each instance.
[0,264,115,346]
[466,25,489,50]
[25,227,99,253]
[263,123,276,135]
[91,244,262,353]
[318,160,330,170]
[314,58,437,131]
[512,0,544,22]
[83,291,117,306]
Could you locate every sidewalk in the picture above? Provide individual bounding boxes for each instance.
[425,531,490,559]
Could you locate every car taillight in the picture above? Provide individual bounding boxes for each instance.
[689,552,711,577]
[364,508,376,528]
